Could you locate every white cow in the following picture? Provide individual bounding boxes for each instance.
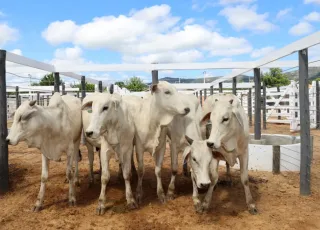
[183,94,258,214]
[6,93,82,211]
[134,81,191,204]
[82,93,137,186]
[158,93,206,200]
[82,92,142,215]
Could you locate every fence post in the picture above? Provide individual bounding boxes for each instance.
[98,81,103,93]
[210,85,213,95]
[254,68,261,140]
[204,89,207,100]
[277,86,281,120]
[232,77,236,95]
[0,50,9,193]
[263,80,267,130]
[62,82,66,95]
[77,91,79,98]
[15,86,19,109]
[248,88,252,126]
[299,49,311,196]
[272,145,280,174]
[196,92,198,98]
[219,82,223,93]
[152,70,159,84]
[37,92,40,105]
[81,76,86,101]
[199,90,203,106]
[316,80,320,129]
[54,72,60,93]
[47,96,49,106]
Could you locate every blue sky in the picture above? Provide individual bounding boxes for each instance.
[1,0,320,86]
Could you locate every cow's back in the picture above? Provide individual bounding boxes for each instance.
[62,95,82,142]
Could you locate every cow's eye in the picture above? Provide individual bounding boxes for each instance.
[165,91,171,95]
[18,116,22,122]
[192,157,197,162]
[222,117,229,122]
[102,106,109,111]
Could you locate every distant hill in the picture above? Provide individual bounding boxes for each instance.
[284,67,320,81]
[147,67,320,85]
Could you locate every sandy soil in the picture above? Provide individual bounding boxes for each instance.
[1,123,320,230]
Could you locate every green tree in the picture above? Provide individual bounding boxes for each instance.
[115,81,125,89]
[38,73,63,86]
[262,68,290,88]
[71,82,95,92]
[125,76,147,92]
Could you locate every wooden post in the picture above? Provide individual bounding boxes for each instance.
[299,48,311,196]
[272,145,280,174]
[248,88,252,126]
[54,72,60,93]
[15,86,19,109]
[254,68,261,140]
[98,81,103,93]
[0,50,9,193]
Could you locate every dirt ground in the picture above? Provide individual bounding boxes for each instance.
[1,123,320,230]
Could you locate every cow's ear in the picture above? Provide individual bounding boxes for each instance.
[182,146,191,163]
[201,112,211,126]
[230,98,244,127]
[81,101,93,111]
[150,84,158,95]
[111,94,122,110]
[29,100,36,107]
[185,135,193,145]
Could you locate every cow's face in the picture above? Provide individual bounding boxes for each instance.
[151,81,190,117]
[6,100,39,145]
[202,97,239,149]
[183,137,216,189]
[82,93,121,139]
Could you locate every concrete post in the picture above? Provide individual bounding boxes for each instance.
[232,77,236,95]
[248,88,252,126]
[263,80,267,130]
[54,72,60,93]
[15,86,19,109]
[219,82,223,93]
[152,70,159,85]
[316,80,320,129]
[98,81,103,93]
[254,68,261,140]
[210,85,213,95]
[81,76,86,101]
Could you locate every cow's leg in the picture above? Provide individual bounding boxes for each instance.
[86,142,95,187]
[239,151,258,215]
[226,162,232,186]
[96,143,112,215]
[66,144,76,206]
[135,141,144,205]
[191,172,202,213]
[73,138,81,187]
[131,149,138,178]
[201,159,219,213]
[33,154,49,212]
[167,141,178,200]
[121,145,138,209]
[154,140,167,204]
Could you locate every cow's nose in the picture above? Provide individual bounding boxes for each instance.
[86,131,93,137]
[6,138,10,144]
[184,107,190,114]
[200,183,210,189]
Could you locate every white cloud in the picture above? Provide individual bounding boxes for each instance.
[0,11,5,17]
[123,50,204,63]
[218,57,232,62]
[42,4,252,63]
[10,49,22,55]
[219,0,255,5]
[276,8,292,19]
[0,23,19,47]
[304,12,320,22]
[251,46,275,58]
[219,5,276,33]
[289,21,314,36]
[304,0,320,4]
[205,20,217,28]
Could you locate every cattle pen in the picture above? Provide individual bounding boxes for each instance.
[0,31,320,229]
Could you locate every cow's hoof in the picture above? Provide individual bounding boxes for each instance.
[32,205,42,212]
[166,192,176,201]
[194,202,204,214]
[136,192,143,205]
[69,198,77,207]
[96,205,106,216]
[249,206,258,215]
[157,192,167,204]
[127,201,138,210]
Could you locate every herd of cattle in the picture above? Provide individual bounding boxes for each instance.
[6,81,258,215]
